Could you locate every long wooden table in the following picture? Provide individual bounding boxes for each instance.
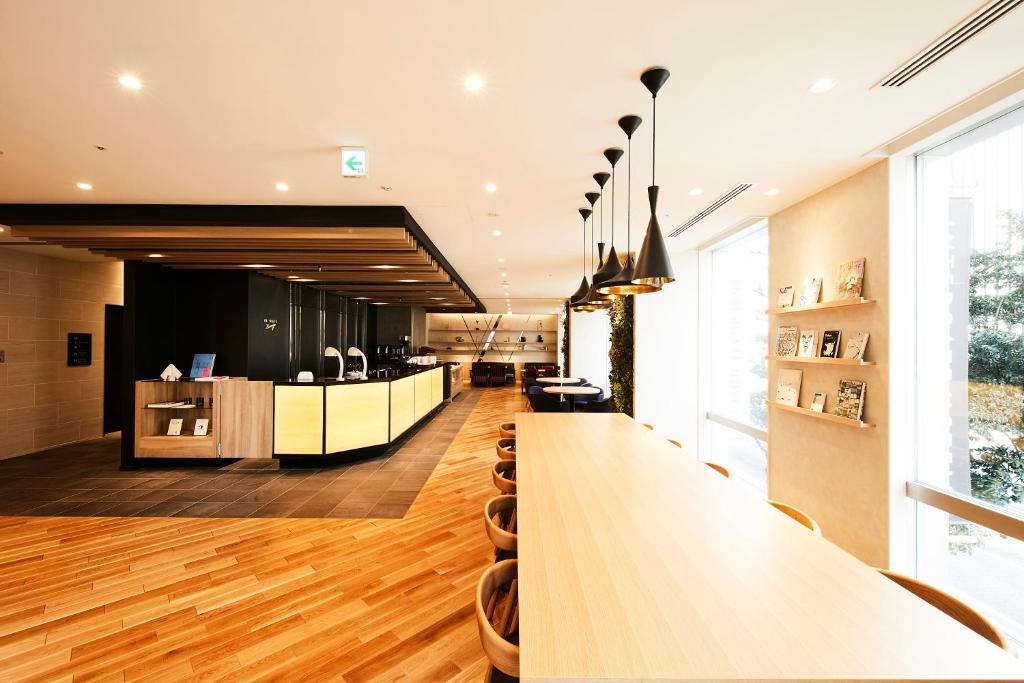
[515,412,1023,682]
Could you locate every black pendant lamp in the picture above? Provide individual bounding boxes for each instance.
[576,192,610,311]
[592,171,610,275]
[632,66,675,289]
[569,207,593,308]
[593,147,624,294]
[598,114,660,295]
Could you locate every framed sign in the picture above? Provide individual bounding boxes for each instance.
[67,332,92,367]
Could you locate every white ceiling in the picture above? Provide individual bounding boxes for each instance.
[2,1,1023,314]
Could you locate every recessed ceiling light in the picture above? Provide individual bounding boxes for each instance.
[243,264,272,268]
[688,187,703,196]
[373,264,400,269]
[397,279,419,283]
[76,182,93,191]
[0,227,5,233]
[497,257,505,263]
[809,78,836,94]
[502,284,509,289]
[465,74,484,92]
[294,278,315,282]
[353,296,369,300]
[484,183,497,193]
[372,302,386,305]
[492,230,502,237]
[287,275,299,279]
[500,272,508,278]
[441,303,453,306]
[429,297,446,300]
[148,253,163,258]
[764,187,780,196]
[118,74,142,90]
[275,182,289,192]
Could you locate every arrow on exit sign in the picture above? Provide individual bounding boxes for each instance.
[341,147,367,177]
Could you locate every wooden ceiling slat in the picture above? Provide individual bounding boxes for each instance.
[11,225,412,241]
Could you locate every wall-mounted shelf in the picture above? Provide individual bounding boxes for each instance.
[766,355,875,366]
[768,298,875,315]
[769,401,873,429]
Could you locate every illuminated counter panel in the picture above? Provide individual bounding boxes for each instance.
[390,375,415,438]
[431,366,444,408]
[274,385,325,455]
[414,370,433,422]
[326,382,390,453]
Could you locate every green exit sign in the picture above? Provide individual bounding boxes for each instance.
[341,147,367,177]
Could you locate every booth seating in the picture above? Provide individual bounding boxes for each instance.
[472,362,516,388]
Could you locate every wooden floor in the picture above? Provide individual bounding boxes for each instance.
[0,386,527,681]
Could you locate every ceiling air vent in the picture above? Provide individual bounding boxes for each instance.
[875,0,1023,88]
[669,183,753,237]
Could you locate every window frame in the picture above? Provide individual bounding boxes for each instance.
[697,219,770,486]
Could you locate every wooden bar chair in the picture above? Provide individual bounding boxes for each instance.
[492,460,517,494]
[495,438,516,461]
[497,421,516,439]
[877,569,1011,652]
[484,494,518,560]
[768,500,822,535]
[476,559,520,681]
[704,462,731,478]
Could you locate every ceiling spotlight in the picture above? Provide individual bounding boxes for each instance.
[373,264,400,269]
[500,272,508,278]
[275,182,289,192]
[764,187,780,196]
[148,253,163,258]
[809,78,836,94]
[497,257,505,263]
[465,74,484,92]
[502,284,509,289]
[76,182,93,191]
[688,187,703,196]
[0,227,5,233]
[484,183,497,193]
[243,264,272,268]
[118,74,142,90]
[492,229,502,237]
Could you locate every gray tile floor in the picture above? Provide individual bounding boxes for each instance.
[0,389,482,519]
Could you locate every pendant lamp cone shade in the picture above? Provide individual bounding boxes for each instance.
[633,185,675,286]
[593,146,624,293]
[631,66,675,290]
[570,207,595,310]
[599,113,662,295]
[576,194,610,312]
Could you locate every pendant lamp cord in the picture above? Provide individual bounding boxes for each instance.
[627,134,632,254]
[599,188,603,244]
[652,93,657,185]
[581,215,586,278]
[610,161,616,246]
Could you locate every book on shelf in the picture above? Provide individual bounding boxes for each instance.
[835,258,865,300]
[835,379,866,420]
[775,368,802,407]
[777,286,795,307]
[775,326,799,356]
[189,353,216,379]
[167,418,184,436]
[842,332,870,360]
[797,330,817,357]
[798,277,822,306]
[820,330,842,359]
[147,401,190,408]
[810,392,826,413]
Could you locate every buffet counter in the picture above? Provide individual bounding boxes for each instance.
[273,364,446,463]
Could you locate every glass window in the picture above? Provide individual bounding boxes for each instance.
[914,103,1024,640]
[702,222,769,492]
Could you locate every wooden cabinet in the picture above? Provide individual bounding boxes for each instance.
[134,378,272,459]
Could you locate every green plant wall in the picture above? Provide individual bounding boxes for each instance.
[609,295,634,416]
[560,301,570,375]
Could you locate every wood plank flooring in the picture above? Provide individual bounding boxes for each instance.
[0,385,527,681]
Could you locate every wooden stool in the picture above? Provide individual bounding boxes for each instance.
[877,569,1011,652]
[492,460,517,494]
[495,438,516,461]
[705,462,731,478]
[475,558,520,680]
[484,495,518,560]
[768,500,821,535]
[497,422,516,439]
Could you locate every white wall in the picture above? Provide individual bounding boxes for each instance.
[569,308,610,394]
[634,251,700,449]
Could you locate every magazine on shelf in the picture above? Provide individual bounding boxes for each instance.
[798,277,822,306]
[835,379,866,420]
[775,369,803,407]
[797,330,817,357]
[811,392,826,413]
[189,353,216,379]
[775,326,799,356]
[167,418,184,436]
[777,286,795,307]
[820,330,842,359]
[842,332,870,360]
[835,258,865,300]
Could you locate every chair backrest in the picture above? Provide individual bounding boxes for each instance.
[534,391,570,413]
[542,366,559,377]
[492,460,516,494]
[524,366,539,378]
[527,385,544,396]
[490,365,506,378]
[495,438,516,460]
[498,422,516,439]
[768,500,821,535]
[484,494,518,552]
[877,569,1010,652]
[705,462,731,478]
[584,398,613,413]
[476,559,520,678]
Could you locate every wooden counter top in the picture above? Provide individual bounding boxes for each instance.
[514,412,1022,682]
